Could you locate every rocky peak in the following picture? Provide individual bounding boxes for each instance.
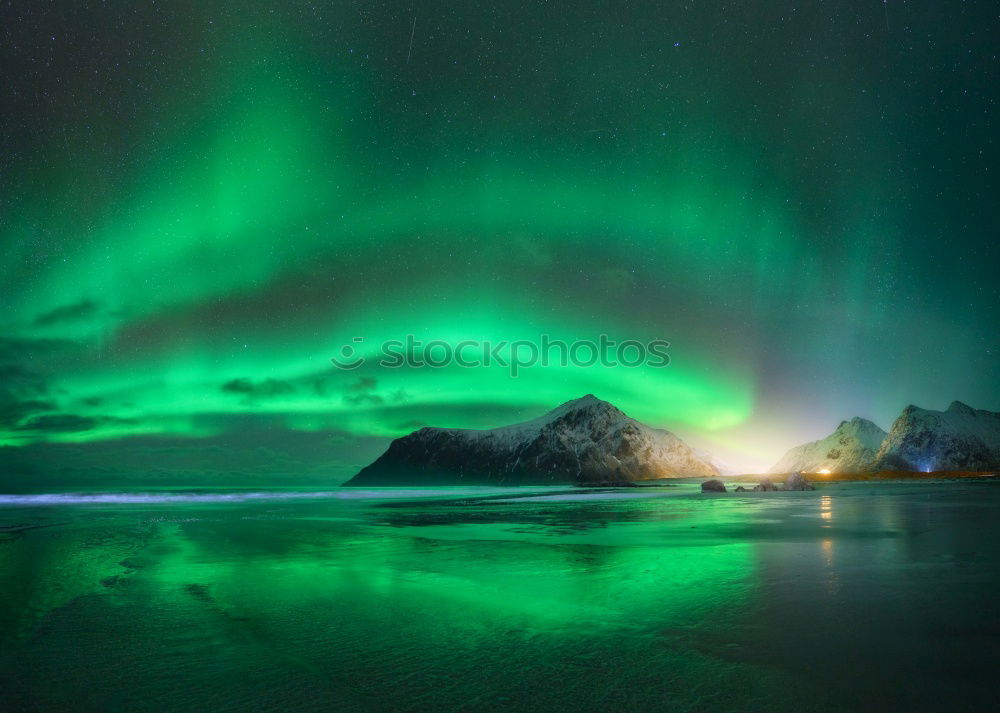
[837,417,882,435]
[873,401,1000,471]
[345,395,720,485]
[769,416,887,474]
[538,394,623,423]
[947,400,975,415]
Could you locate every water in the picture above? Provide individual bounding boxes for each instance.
[1,481,997,712]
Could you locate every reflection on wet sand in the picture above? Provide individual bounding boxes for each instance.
[0,481,997,713]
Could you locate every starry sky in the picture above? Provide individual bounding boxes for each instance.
[1,1,998,483]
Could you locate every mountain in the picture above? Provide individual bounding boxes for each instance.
[343,394,720,485]
[769,417,887,474]
[691,447,741,476]
[872,401,1000,471]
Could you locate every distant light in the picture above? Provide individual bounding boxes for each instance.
[818,468,831,475]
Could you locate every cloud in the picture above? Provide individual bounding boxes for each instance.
[221,377,295,399]
[391,388,409,403]
[11,413,137,434]
[343,376,384,406]
[33,299,101,327]
[0,355,118,435]
[0,396,55,428]
[14,413,98,433]
[348,376,378,391]
[0,363,54,428]
[344,392,384,406]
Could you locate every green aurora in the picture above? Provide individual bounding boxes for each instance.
[2,2,997,480]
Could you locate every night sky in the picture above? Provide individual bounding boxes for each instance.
[2,1,998,480]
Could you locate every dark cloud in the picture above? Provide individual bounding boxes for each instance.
[33,298,101,327]
[344,392,384,406]
[0,339,84,422]
[343,376,384,406]
[0,396,55,428]
[11,413,137,434]
[0,363,54,428]
[14,413,97,433]
[221,377,295,398]
[348,377,378,391]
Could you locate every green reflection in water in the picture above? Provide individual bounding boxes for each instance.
[0,491,818,713]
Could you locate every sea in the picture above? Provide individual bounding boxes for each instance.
[1,480,997,712]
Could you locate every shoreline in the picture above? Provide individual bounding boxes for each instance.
[729,470,997,483]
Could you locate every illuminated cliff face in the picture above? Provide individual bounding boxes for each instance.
[2,2,997,476]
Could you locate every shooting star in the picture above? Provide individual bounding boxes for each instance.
[406,17,416,64]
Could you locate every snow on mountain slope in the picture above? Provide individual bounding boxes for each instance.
[344,394,720,485]
[872,401,1000,471]
[769,417,887,474]
[691,448,741,476]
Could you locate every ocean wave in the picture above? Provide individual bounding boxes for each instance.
[0,487,537,506]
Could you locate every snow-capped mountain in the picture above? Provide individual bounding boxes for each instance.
[872,401,1000,472]
[691,448,741,476]
[769,417,887,474]
[344,394,720,485]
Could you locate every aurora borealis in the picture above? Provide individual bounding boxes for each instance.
[2,2,998,480]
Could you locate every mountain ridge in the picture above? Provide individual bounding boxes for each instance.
[769,416,887,474]
[344,394,720,485]
[872,401,1000,471]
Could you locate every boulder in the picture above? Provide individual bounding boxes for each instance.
[734,485,747,492]
[701,479,727,493]
[784,472,815,491]
[752,477,778,492]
